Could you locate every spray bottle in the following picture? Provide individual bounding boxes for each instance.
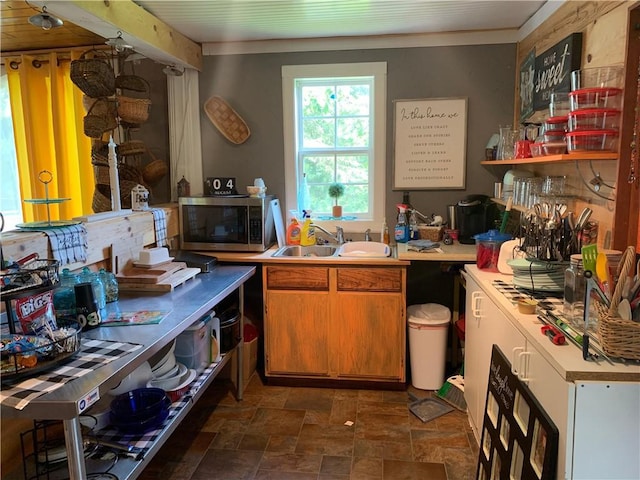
[394,204,409,243]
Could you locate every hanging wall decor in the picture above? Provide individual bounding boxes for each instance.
[393,97,467,190]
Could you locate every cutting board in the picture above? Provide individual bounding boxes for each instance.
[118,267,200,292]
[116,262,187,284]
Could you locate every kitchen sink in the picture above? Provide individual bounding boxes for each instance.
[272,245,339,257]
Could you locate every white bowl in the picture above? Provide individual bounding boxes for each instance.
[109,361,152,396]
[149,340,176,370]
[148,374,181,391]
[154,362,180,380]
[152,353,176,377]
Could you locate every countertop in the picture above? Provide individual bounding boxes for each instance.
[464,265,640,383]
[1,265,255,420]
[193,241,476,264]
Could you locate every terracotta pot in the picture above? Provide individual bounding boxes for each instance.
[332,205,343,218]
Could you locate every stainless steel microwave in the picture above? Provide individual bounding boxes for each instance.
[179,195,276,252]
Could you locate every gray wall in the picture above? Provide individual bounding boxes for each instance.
[142,43,516,223]
[198,44,516,225]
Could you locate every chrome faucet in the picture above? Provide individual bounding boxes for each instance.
[364,229,372,241]
[311,224,345,244]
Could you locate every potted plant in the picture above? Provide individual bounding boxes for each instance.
[328,182,345,218]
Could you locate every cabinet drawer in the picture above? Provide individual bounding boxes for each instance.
[266,266,329,290]
[337,267,403,292]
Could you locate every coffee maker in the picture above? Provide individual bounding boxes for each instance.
[456,194,496,244]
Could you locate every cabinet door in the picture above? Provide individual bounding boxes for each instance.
[519,341,573,480]
[463,273,525,442]
[264,290,330,376]
[333,292,405,381]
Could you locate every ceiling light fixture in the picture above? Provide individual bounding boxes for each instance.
[105,31,133,53]
[162,65,184,77]
[28,6,63,30]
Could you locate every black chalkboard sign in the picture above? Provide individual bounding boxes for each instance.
[476,345,559,480]
[519,49,536,122]
[533,33,583,112]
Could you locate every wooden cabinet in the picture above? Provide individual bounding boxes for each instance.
[264,264,406,383]
[463,266,640,480]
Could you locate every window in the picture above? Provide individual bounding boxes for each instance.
[282,63,386,231]
[0,67,22,231]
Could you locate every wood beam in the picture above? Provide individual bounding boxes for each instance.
[30,0,202,71]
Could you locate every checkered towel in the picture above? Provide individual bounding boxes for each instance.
[39,225,88,265]
[150,208,168,247]
[492,279,563,312]
[0,338,142,410]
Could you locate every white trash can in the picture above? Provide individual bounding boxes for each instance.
[408,303,450,390]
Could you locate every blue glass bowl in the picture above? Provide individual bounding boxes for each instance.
[110,387,169,422]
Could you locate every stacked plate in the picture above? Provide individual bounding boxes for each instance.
[507,258,568,292]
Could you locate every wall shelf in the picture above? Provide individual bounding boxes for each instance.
[480,152,618,166]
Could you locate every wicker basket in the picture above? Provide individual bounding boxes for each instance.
[142,151,168,186]
[70,49,116,98]
[418,225,444,242]
[83,98,117,138]
[115,75,149,93]
[118,140,146,157]
[595,246,640,360]
[92,180,140,212]
[93,160,145,186]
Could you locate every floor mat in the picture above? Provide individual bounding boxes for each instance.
[409,397,454,423]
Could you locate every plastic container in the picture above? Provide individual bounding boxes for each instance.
[566,129,619,152]
[571,66,624,90]
[407,303,450,390]
[569,88,623,111]
[568,108,622,131]
[543,115,568,133]
[530,142,544,157]
[174,316,212,374]
[549,92,570,117]
[543,129,566,144]
[474,230,512,272]
[300,214,316,246]
[542,142,567,155]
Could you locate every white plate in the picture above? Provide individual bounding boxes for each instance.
[152,353,176,377]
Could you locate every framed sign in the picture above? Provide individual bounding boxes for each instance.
[519,48,536,122]
[393,97,467,190]
[533,33,582,111]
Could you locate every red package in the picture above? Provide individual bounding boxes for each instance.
[14,289,58,335]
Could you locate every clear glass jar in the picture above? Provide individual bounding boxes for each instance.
[563,254,586,327]
[99,268,119,303]
[53,268,79,318]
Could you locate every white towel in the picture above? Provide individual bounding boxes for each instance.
[40,225,88,265]
[150,208,168,247]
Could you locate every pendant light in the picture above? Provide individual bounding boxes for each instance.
[28,6,63,30]
[162,65,184,77]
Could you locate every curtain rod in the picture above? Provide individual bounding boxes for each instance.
[0,45,111,61]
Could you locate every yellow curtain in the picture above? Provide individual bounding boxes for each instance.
[6,52,93,223]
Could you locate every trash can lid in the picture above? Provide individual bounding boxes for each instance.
[407,303,451,326]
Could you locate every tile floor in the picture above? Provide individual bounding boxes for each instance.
[139,374,479,480]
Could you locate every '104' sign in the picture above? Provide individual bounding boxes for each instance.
[532,33,583,112]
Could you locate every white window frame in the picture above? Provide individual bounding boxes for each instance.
[282,62,387,233]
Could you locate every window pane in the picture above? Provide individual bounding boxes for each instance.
[0,72,22,230]
[336,155,368,183]
[337,117,369,147]
[303,155,335,183]
[308,184,333,214]
[302,118,335,148]
[336,84,370,116]
[343,184,369,214]
[301,85,335,116]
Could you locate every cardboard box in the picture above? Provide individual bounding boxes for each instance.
[243,337,258,382]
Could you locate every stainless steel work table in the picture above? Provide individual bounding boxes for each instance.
[1,265,255,480]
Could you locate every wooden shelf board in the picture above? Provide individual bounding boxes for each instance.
[480,153,618,165]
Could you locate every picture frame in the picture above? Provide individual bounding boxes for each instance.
[392,97,467,190]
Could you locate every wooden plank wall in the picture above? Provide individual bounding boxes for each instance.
[513,1,636,251]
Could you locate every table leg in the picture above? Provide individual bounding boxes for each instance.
[236,284,244,401]
[63,417,87,480]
